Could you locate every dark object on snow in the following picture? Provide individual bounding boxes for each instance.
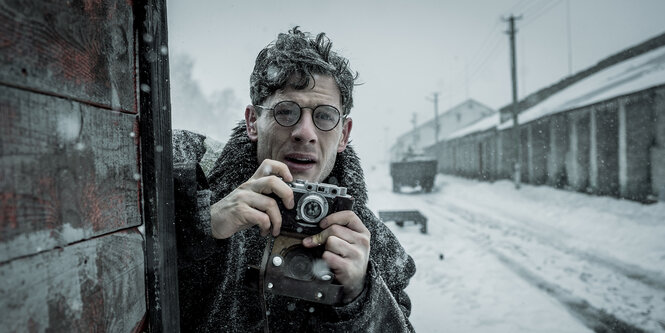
[390,155,437,193]
[378,210,428,234]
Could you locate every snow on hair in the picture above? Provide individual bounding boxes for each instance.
[249,26,358,116]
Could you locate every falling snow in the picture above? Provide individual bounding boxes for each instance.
[56,112,81,143]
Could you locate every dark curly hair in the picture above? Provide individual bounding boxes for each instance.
[250,27,358,116]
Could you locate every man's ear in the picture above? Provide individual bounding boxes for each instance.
[337,117,353,152]
[245,105,259,142]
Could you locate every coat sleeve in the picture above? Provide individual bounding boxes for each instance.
[172,130,218,263]
[321,209,417,332]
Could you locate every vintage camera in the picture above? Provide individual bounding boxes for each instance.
[278,179,354,236]
[262,179,354,305]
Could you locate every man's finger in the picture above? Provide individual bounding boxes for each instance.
[245,175,295,209]
[304,230,327,247]
[320,211,369,235]
[324,235,355,259]
[321,249,349,271]
[302,224,358,248]
[252,159,293,182]
[242,191,283,235]
[237,205,271,236]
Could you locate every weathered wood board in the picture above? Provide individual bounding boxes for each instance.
[0,0,136,113]
[0,230,146,332]
[137,0,182,329]
[0,86,141,263]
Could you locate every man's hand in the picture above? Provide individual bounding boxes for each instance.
[210,159,295,239]
[302,210,371,303]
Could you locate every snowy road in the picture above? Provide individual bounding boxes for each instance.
[365,167,665,332]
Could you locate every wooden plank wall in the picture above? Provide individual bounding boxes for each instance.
[0,0,146,331]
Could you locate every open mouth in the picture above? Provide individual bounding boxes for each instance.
[285,154,317,166]
[285,156,316,165]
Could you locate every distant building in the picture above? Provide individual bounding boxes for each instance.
[390,99,495,161]
[427,32,665,202]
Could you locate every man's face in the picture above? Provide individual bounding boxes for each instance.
[245,74,353,182]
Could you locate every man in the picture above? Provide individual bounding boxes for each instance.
[173,27,415,332]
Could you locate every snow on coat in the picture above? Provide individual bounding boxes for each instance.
[173,124,416,332]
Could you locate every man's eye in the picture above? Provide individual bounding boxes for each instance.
[275,109,294,116]
[315,112,334,121]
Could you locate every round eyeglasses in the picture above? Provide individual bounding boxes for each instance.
[255,100,343,132]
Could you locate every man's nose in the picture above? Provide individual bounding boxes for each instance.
[291,109,317,143]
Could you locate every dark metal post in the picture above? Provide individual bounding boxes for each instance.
[433,93,440,143]
[506,15,522,189]
[426,93,440,144]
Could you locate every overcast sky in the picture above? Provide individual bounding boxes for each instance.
[167,0,665,166]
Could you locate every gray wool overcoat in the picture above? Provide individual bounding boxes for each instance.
[172,124,416,332]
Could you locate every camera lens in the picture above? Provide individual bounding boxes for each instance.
[303,201,322,220]
[298,194,328,224]
[284,247,315,281]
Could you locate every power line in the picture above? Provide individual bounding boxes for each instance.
[440,16,506,109]
[467,0,564,84]
[465,1,547,95]
[455,0,563,107]
[469,36,506,81]
[467,19,504,70]
[522,0,565,28]
[506,0,531,16]
[519,0,553,19]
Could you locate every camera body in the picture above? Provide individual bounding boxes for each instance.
[279,179,354,236]
[263,179,354,305]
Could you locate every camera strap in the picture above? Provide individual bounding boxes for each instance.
[258,236,274,333]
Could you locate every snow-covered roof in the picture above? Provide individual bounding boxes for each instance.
[498,44,665,130]
[395,98,493,141]
[445,112,500,140]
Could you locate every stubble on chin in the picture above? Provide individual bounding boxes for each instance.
[318,155,337,183]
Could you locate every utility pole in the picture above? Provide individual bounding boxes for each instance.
[504,14,522,189]
[384,126,389,162]
[465,63,470,99]
[426,93,440,143]
[566,0,573,76]
[411,112,419,152]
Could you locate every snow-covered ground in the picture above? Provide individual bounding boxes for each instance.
[364,165,665,332]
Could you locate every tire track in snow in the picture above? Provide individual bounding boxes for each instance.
[380,195,592,332]
[434,198,665,290]
[492,251,649,333]
[432,195,665,292]
[420,199,665,333]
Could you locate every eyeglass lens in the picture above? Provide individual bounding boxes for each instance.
[273,101,340,131]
